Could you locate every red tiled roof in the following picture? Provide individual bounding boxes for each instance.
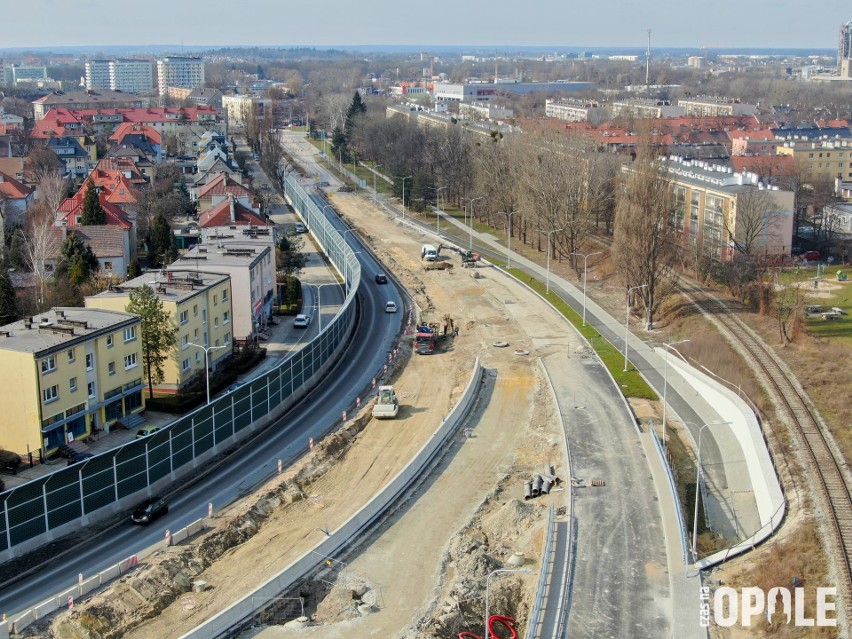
[726,128,776,141]
[197,173,253,199]
[57,190,132,229]
[96,157,148,184]
[199,198,267,228]
[81,169,138,205]
[109,122,162,145]
[0,171,33,199]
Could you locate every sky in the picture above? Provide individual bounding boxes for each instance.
[2,0,848,51]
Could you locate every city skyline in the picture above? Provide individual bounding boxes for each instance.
[3,0,849,51]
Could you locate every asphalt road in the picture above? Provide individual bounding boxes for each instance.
[0,180,405,621]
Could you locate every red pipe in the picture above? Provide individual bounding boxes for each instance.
[458,615,517,639]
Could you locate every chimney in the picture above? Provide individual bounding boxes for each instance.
[229,193,236,223]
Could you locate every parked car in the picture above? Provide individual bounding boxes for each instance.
[385,301,398,313]
[802,250,821,261]
[338,185,354,193]
[136,426,161,439]
[0,449,22,474]
[375,273,388,284]
[67,452,94,465]
[294,222,307,234]
[294,313,312,328]
[131,497,169,525]
[316,181,330,187]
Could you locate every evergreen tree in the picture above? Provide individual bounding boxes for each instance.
[55,233,100,286]
[126,285,178,399]
[127,259,141,279]
[330,127,350,164]
[0,270,18,326]
[147,214,175,268]
[81,182,106,225]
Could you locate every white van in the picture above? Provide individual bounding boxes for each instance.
[421,244,438,261]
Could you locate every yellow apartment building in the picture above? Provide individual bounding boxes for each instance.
[86,270,233,394]
[776,139,852,182]
[0,307,144,456]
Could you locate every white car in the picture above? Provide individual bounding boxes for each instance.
[293,313,312,328]
[294,222,307,234]
[385,301,398,313]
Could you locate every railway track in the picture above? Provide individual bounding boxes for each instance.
[682,282,852,610]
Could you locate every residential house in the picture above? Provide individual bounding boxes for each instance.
[56,188,136,266]
[46,137,91,179]
[169,243,274,343]
[46,226,129,278]
[0,170,35,226]
[86,270,233,394]
[195,173,255,211]
[0,307,144,455]
[108,123,162,162]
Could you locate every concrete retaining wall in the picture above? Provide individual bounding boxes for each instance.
[176,358,483,639]
[666,357,785,568]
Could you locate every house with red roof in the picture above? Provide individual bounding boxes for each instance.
[728,129,779,156]
[0,170,35,226]
[196,173,256,213]
[56,188,136,268]
[199,194,267,229]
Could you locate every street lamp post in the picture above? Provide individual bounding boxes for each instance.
[623,284,647,372]
[538,226,566,295]
[397,175,412,221]
[429,186,448,236]
[466,196,484,250]
[187,342,229,405]
[500,211,518,269]
[307,282,339,333]
[691,421,732,559]
[569,251,602,326]
[484,568,532,639]
[373,164,383,203]
[661,339,690,456]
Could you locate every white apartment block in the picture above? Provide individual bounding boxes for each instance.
[85,60,111,90]
[678,96,757,117]
[611,99,685,119]
[221,94,270,128]
[110,60,153,94]
[458,101,513,121]
[545,98,605,122]
[157,57,205,96]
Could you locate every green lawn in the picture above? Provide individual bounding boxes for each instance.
[507,268,658,400]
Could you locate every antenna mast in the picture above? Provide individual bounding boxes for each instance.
[645,29,651,86]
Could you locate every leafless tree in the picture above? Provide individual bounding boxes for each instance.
[725,187,790,258]
[773,279,804,344]
[315,93,351,133]
[19,201,60,310]
[35,170,70,219]
[612,153,680,330]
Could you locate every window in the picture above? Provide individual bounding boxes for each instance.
[70,377,78,392]
[67,348,75,363]
[43,385,58,403]
[41,356,56,374]
[108,362,116,375]
[85,353,94,370]
[88,381,96,398]
[180,310,188,325]
[193,304,198,317]
[223,311,229,324]
[213,294,218,306]
[222,289,228,302]
[124,327,136,342]
[106,335,114,348]
[182,334,189,349]
[104,261,113,270]
[224,332,231,344]
[182,358,190,371]
[194,328,199,337]
[124,353,138,369]
[195,352,200,363]
[202,309,207,323]
[214,317,219,328]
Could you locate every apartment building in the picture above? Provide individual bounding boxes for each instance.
[157,57,205,96]
[110,59,153,94]
[458,101,513,121]
[33,90,147,120]
[776,139,852,182]
[678,96,757,117]
[169,243,274,343]
[85,60,111,90]
[545,98,605,123]
[221,94,271,128]
[655,157,794,259]
[86,270,233,394]
[0,308,144,455]
[611,99,685,119]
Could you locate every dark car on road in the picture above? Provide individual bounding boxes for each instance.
[375,273,388,284]
[131,497,169,525]
[67,452,94,465]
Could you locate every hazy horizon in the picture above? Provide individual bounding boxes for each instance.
[3,0,849,50]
